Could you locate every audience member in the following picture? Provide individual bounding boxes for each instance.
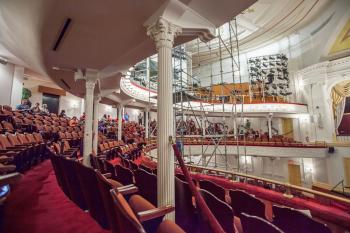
[59,110,66,117]
[31,102,41,114]
[69,116,78,127]
[16,99,30,110]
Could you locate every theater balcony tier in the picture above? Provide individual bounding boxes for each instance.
[120,77,308,116]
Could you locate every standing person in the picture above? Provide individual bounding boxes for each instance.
[124,112,129,122]
[138,112,143,125]
[59,110,66,117]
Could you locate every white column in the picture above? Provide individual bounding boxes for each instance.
[93,95,100,154]
[10,66,24,109]
[145,108,149,139]
[268,113,273,139]
[233,114,237,138]
[148,17,181,219]
[117,104,123,140]
[83,70,98,166]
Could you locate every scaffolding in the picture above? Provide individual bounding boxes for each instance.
[131,18,252,174]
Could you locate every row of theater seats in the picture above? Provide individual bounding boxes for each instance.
[98,139,143,161]
[93,151,332,233]
[0,132,47,172]
[0,108,83,140]
[49,150,185,233]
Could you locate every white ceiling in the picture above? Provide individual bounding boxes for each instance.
[0,0,256,107]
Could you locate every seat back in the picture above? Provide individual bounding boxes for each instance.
[229,189,266,219]
[115,164,134,186]
[0,135,13,148]
[110,189,146,233]
[105,161,117,180]
[199,180,226,202]
[95,171,123,233]
[25,134,37,144]
[2,121,14,132]
[241,213,283,233]
[134,169,157,206]
[175,177,197,233]
[272,205,331,233]
[17,134,30,145]
[59,157,87,210]
[33,132,44,143]
[7,134,22,146]
[74,161,110,229]
[49,152,71,198]
[199,189,234,233]
[139,164,155,174]
[129,160,139,171]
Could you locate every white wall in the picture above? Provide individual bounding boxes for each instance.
[296,57,350,142]
[98,103,117,119]
[24,79,84,117]
[0,63,15,106]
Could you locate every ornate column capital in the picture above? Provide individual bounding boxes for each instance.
[85,80,96,90]
[147,17,182,50]
[85,68,99,90]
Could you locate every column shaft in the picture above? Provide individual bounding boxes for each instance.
[268,116,272,139]
[92,96,100,154]
[145,110,149,138]
[83,81,96,166]
[157,44,175,213]
[118,105,123,140]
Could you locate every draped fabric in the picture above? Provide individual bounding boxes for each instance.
[331,88,346,134]
[335,98,346,134]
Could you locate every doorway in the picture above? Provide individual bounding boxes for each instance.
[42,93,60,114]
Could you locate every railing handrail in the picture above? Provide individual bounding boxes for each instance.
[143,151,350,205]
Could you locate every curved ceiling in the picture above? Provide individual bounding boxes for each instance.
[189,0,333,64]
[0,0,256,108]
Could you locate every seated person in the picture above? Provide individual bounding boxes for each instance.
[41,104,49,114]
[69,116,78,127]
[16,99,30,110]
[31,102,41,114]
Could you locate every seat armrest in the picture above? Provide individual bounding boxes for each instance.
[0,156,14,162]
[117,185,139,195]
[0,172,22,186]
[137,205,175,222]
[4,147,25,151]
[103,173,112,178]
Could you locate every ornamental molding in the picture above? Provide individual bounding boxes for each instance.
[297,56,350,78]
[147,17,182,50]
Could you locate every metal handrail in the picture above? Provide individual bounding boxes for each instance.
[143,152,350,205]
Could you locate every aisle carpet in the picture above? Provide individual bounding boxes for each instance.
[3,160,109,233]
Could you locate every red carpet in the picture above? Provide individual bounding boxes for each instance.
[3,160,110,233]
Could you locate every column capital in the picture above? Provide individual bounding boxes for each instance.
[147,17,182,50]
[85,80,96,90]
[85,68,99,80]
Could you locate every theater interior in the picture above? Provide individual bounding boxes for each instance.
[0,0,350,232]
